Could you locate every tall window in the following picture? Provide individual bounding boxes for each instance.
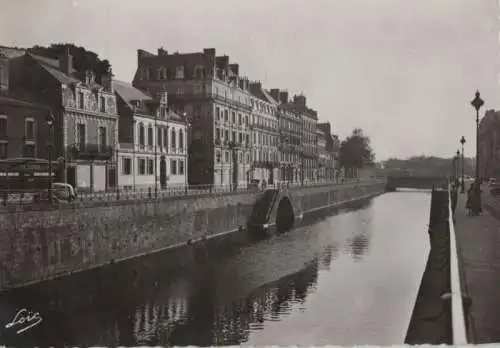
[25,119,35,139]
[171,159,177,175]
[147,159,154,174]
[77,123,86,150]
[0,143,7,158]
[147,125,153,146]
[224,110,228,122]
[179,130,184,150]
[216,106,220,120]
[98,126,106,150]
[231,111,236,123]
[122,157,131,175]
[100,96,105,112]
[78,92,84,109]
[157,128,162,146]
[138,158,146,175]
[171,129,176,149]
[139,123,145,146]
[179,160,184,175]
[163,128,168,147]
[0,116,6,137]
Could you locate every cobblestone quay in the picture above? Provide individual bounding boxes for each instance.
[0,181,385,292]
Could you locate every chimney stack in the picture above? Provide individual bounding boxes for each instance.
[229,63,239,76]
[279,91,288,104]
[269,89,280,102]
[293,94,306,107]
[101,68,113,92]
[59,47,72,75]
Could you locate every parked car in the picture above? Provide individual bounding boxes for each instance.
[33,182,77,203]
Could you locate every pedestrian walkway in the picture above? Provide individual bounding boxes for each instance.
[454,188,500,343]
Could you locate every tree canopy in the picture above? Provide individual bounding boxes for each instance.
[383,155,475,177]
[28,43,111,83]
[339,128,375,170]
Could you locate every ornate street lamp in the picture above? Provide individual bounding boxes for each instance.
[46,113,54,201]
[456,150,460,185]
[470,90,484,214]
[471,91,484,182]
[460,136,466,193]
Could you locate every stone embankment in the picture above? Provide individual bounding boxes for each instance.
[405,188,452,344]
[0,181,385,292]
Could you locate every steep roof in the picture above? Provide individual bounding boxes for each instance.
[113,79,152,105]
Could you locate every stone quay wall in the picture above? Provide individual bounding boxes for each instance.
[0,181,385,292]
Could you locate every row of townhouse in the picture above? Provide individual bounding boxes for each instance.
[132,47,340,187]
[0,45,341,192]
[0,47,188,192]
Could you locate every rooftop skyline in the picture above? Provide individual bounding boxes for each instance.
[1,0,499,161]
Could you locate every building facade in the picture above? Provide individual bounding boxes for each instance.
[317,129,328,181]
[291,95,318,183]
[132,47,252,188]
[478,109,500,179]
[114,81,188,189]
[270,89,302,183]
[4,48,119,192]
[248,82,280,184]
[317,122,338,181]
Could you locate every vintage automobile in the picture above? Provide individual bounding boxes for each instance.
[33,182,77,203]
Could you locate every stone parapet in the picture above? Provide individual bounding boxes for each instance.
[0,181,385,292]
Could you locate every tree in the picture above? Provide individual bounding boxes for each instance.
[339,128,375,176]
[382,155,475,177]
[28,43,111,83]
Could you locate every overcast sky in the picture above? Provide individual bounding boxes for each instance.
[1,0,499,160]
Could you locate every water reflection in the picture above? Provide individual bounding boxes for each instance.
[0,193,431,347]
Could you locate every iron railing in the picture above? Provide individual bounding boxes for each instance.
[0,178,383,208]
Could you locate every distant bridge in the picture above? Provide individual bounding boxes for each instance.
[385,176,448,191]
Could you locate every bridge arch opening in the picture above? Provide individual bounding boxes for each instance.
[276,197,295,234]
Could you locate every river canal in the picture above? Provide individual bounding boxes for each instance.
[0,190,431,346]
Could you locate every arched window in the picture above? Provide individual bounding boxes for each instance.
[139,123,145,145]
[171,128,176,150]
[179,129,184,150]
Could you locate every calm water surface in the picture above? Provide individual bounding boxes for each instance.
[0,191,431,347]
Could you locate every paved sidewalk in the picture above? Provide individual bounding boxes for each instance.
[454,189,500,343]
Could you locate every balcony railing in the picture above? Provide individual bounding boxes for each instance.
[67,143,114,160]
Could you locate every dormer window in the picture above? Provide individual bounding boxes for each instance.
[175,66,185,79]
[158,67,167,80]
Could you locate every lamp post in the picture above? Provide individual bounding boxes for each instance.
[456,150,460,187]
[471,91,484,183]
[470,91,484,214]
[46,113,54,201]
[460,136,466,193]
